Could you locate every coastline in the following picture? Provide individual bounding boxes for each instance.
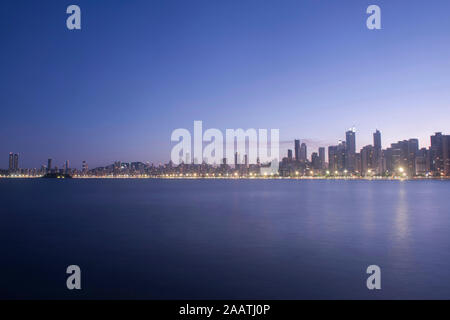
[1,175,449,181]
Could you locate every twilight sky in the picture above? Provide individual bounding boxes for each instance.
[1,0,449,168]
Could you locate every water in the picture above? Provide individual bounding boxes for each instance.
[1,179,450,299]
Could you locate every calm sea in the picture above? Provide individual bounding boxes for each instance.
[1,179,450,299]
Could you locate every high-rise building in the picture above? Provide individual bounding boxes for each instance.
[82,160,88,174]
[13,153,19,171]
[337,141,346,171]
[361,145,375,176]
[407,139,419,176]
[355,152,362,174]
[287,149,293,161]
[47,158,52,173]
[294,140,300,161]
[415,148,430,176]
[311,152,320,170]
[387,140,409,175]
[328,146,338,172]
[373,130,382,174]
[65,160,70,173]
[443,135,450,176]
[8,152,13,171]
[318,147,325,169]
[328,141,346,173]
[300,143,307,162]
[373,130,382,150]
[345,129,356,172]
[430,132,444,174]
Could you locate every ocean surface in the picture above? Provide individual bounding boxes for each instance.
[1,179,450,299]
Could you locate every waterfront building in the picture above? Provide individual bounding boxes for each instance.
[13,153,19,171]
[8,152,13,172]
[294,140,300,161]
[361,145,375,176]
[430,132,444,174]
[415,148,430,176]
[300,143,307,162]
[318,147,325,169]
[345,129,356,172]
[373,130,382,174]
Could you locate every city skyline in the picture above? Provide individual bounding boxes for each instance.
[2,126,441,169]
[4,128,449,178]
[2,1,450,167]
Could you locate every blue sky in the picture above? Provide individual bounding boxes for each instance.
[1,0,449,168]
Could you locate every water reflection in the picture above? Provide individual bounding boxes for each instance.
[395,182,409,241]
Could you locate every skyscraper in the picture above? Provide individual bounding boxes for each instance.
[294,140,300,161]
[361,145,375,176]
[318,147,325,169]
[337,141,346,171]
[287,149,293,161]
[388,140,409,175]
[431,132,444,174]
[373,130,381,150]
[311,152,320,169]
[373,130,382,174]
[47,158,52,173]
[13,154,19,171]
[8,152,13,171]
[328,146,338,172]
[345,129,356,172]
[300,143,307,162]
[443,135,450,176]
[415,148,430,176]
[407,139,419,176]
[82,160,88,174]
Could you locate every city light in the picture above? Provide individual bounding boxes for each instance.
[2,131,449,180]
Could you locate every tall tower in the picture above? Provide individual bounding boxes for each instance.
[300,143,307,161]
[47,158,52,173]
[294,140,300,161]
[345,128,356,172]
[13,154,19,171]
[82,160,88,174]
[443,135,450,176]
[373,130,381,150]
[373,130,382,173]
[407,138,419,176]
[431,132,444,173]
[8,152,13,171]
[319,147,325,169]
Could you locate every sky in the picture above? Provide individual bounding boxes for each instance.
[1,0,450,168]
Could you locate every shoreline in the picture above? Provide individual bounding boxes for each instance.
[1,176,449,181]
